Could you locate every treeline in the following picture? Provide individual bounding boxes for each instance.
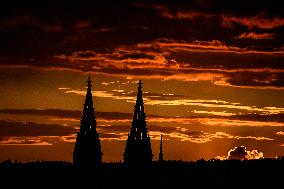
[0,158,283,188]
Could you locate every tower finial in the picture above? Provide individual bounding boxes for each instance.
[138,80,143,88]
[86,76,91,87]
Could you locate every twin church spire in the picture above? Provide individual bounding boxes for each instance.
[124,80,153,166]
[73,78,163,167]
[73,77,102,168]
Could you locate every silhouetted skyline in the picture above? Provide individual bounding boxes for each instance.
[0,0,284,162]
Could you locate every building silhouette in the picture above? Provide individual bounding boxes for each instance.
[159,135,164,162]
[73,77,102,167]
[124,80,153,166]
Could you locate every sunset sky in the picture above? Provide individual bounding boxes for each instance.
[0,0,284,162]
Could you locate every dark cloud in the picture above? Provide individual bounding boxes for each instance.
[0,109,132,120]
[0,15,63,32]
[0,109,81,119]
[230,113,284,123]
[2,108,284,124]
[0,120,76,137]
[0,0,283,58]
[228,146,249,160]
[98,125,130,133]
[222,14,284,29]
[224,72,284,89]
[98,124,181,135]
[0,1,283,90]
[227,146,264,160]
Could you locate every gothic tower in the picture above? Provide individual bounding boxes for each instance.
[73,77,102,168]
[159,135,164,162]
[124,80,153,166]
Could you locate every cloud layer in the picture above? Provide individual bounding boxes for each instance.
[49,38,284,89]
[0,108,279,146]
[58,87,284,116]
[217,146,264,160]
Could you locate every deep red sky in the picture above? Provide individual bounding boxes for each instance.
[0,0,283,162]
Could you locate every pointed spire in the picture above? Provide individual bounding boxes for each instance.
[124,80,153,166]
[80,76,96,134]
[159,135,164,162]
[73,76,102,168]
[86,76,92,94]
[130,80,147,139]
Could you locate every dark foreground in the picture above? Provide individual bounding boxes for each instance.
[1,158,283,189]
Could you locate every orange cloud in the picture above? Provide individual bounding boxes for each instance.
[175,11,213,20]
[0,136,52,146]
[152,129,273,143]
[98,124,274,143]
[59,87,284,115]
[0,108,279,146]
[192,110,235,116]
[222,14,284,29]
[3,37,284,89]
[139,38,284,55]
[97,116,284,127]
[237,32,274,40]
[137,38,242,53]
[53,39,261,65]
[276,131,284,136]
[197,118,284,127]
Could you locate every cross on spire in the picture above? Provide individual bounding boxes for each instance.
[138,80,143,88]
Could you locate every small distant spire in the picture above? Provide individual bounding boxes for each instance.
[86,76,91,87]
[159,134,164,162]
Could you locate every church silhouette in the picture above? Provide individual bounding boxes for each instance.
[124,80,153,166]
[73,77,102,168]
[73,77,162,167]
